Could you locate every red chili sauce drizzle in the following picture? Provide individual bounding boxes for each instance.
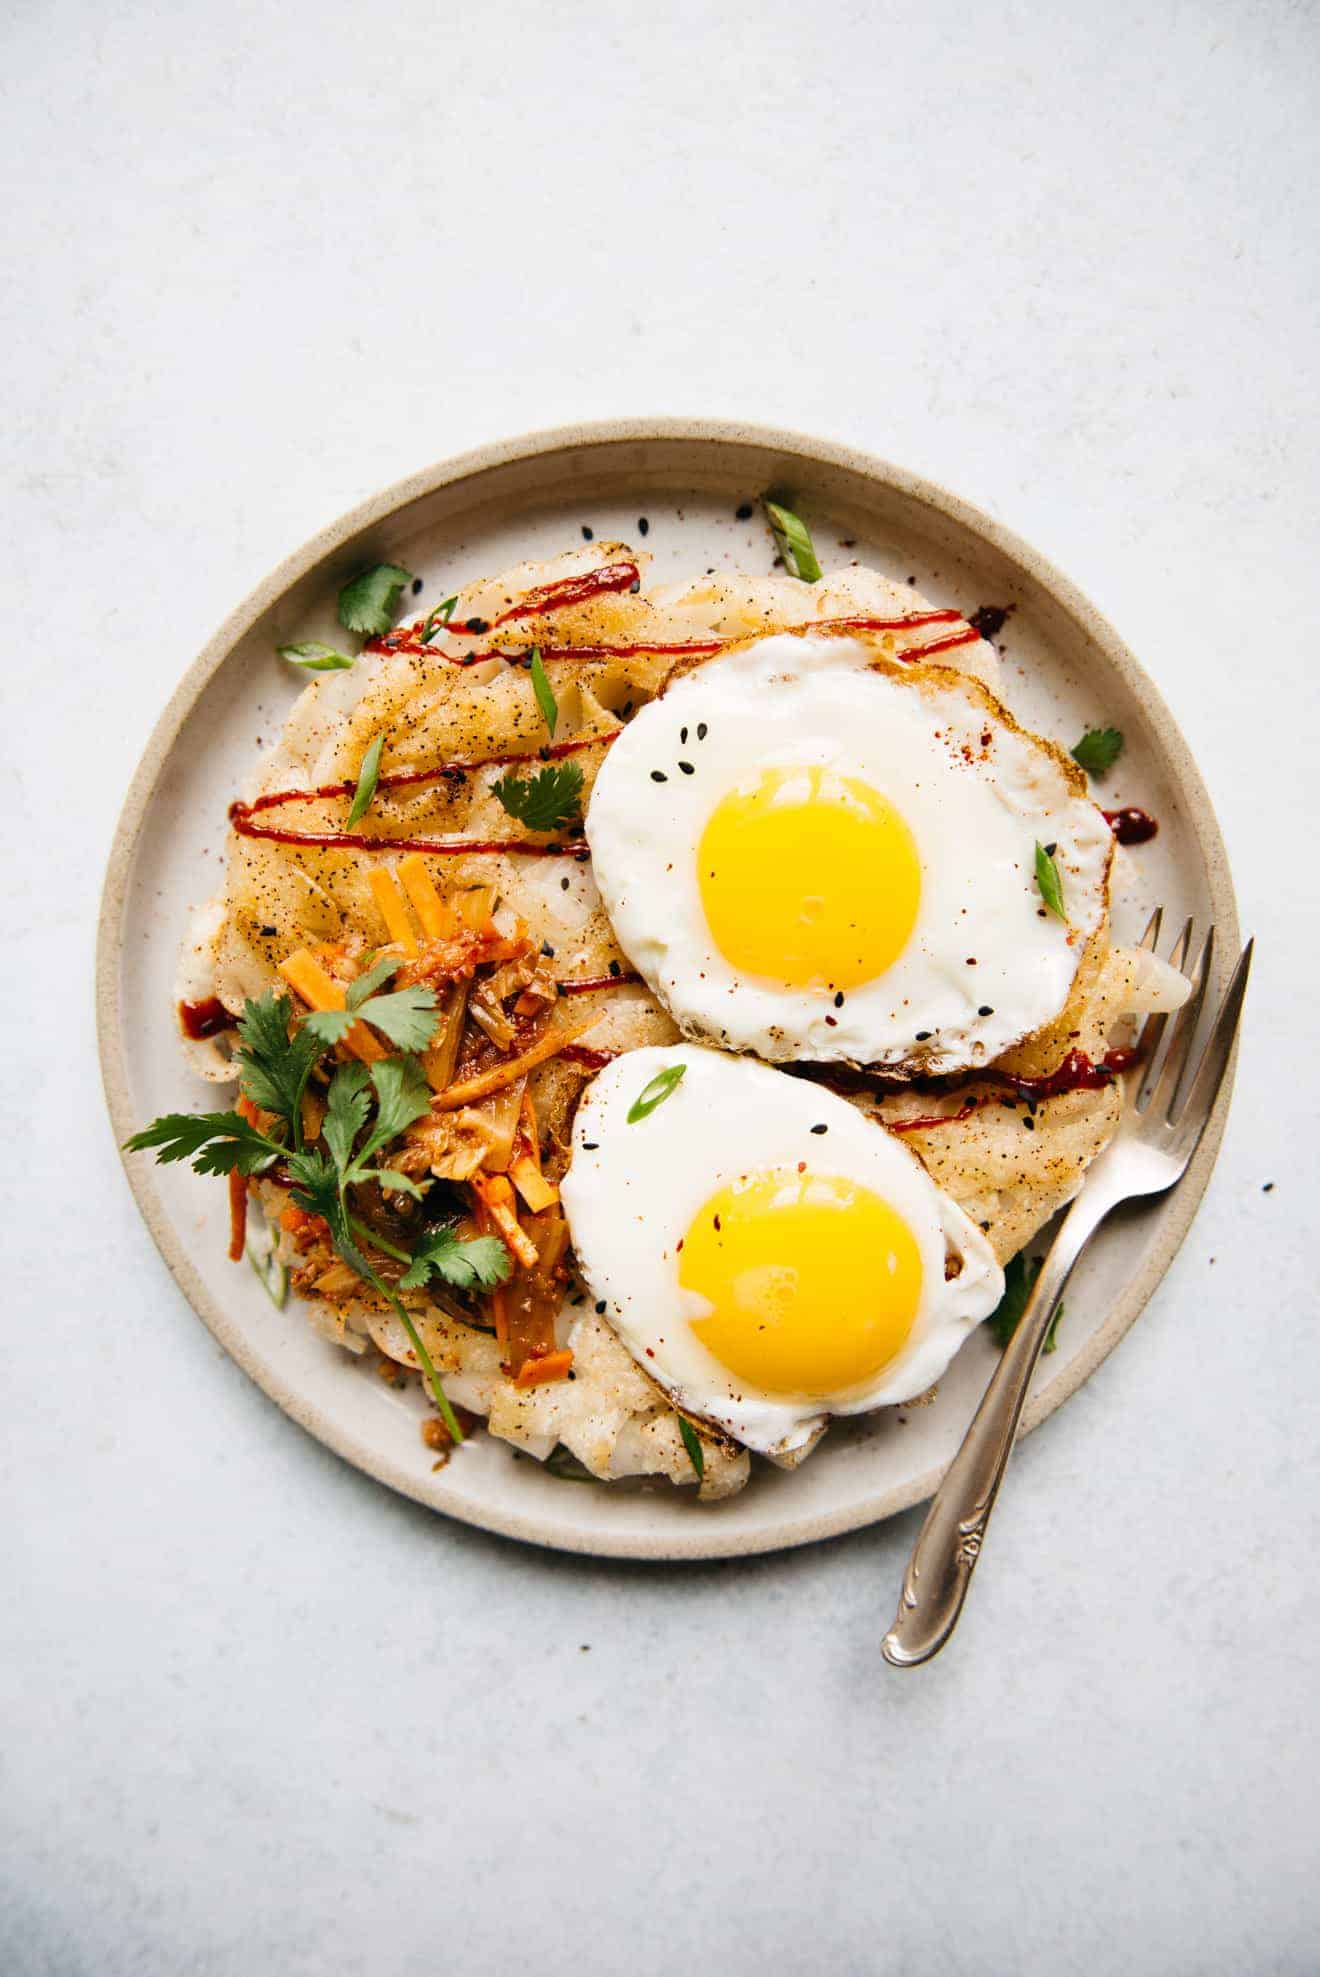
[560,1043,618,1071]
[886,1046,1139,1133]
[1103,806,1159,846]
[178,996,232,1040]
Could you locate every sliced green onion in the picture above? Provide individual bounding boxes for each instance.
[246,1233,288,1309]
[347,733,386,828]
[420,596,458,643]
[626,1063,687,1123]
[677,1415,705,1481]
[529,648,557,737]
[1034,842,1067,920]
[762,497,823,583]
[277,640,355,672]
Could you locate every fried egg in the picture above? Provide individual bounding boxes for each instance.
[560,1044,1005,1457]
[586,634,1113,1076]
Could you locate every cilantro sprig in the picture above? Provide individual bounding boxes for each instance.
[338,563,413,636]
[1071,727,1124,777]
[125,982,508,1442]
[492,761,583,833]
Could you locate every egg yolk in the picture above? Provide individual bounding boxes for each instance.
[696,767,921,989]
[679,1169,923,1396]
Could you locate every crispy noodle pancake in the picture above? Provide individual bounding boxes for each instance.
[176,540,1188,1499]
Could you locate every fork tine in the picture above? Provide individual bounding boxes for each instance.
[1147,925,1214,1122]
[1170,941,1253,1148]
[1167,924,1216,1116]
[1138,905,1164,952]
[1136,916,1195,1110]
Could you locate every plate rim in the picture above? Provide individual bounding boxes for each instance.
[97,416,1240,1560]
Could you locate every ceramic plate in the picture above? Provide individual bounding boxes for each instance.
[98,419,1238,1559]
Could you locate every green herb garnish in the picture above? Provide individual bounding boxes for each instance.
[1071,727,1124,777]
[529,648,557,737]
[247,1229,288,1308]
[338,563,413,636]
[986,1252,1062,1354]
[123,983,506,1442]
[398,1226,511,1293]
[627,1063,686,1123]
[278,640,356,672]
[303,956,438,1054]
[420,596,458,643]
[677,1414,705,1481]
[1034,842,1067,920]
[491,761,583,833]
[347,733,386,828]
[762,496,823,582]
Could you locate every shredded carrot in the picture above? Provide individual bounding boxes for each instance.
[278,949,386,1062]
[473,1194,510,1344]
[514,1349,574,1388]
[398,853,458,939]
[368,867,419,956]
[470,1172,539,1269]
[227,1168,248,1262]
[509,1087,559,1213]
[432,1019,591,1110]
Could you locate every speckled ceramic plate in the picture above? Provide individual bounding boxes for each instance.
[97,419,1239,1559]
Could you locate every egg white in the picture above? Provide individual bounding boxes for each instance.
[585,634,1113,1076]
[560,1044,1005,1457]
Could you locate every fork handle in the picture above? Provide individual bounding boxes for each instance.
[882,1187,1114,1667]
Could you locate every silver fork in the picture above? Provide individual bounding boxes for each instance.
[882,910,1252,1668]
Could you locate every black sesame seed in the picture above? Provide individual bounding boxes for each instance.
[595,1299,606,1313]
[1045,842,1057,857]
[581,525,594,540]
[561,876,570,890]
[638,517,649,536]
[1263,1181,1275,1192]
[696,722,708,740]
[464,617,490,633]
[260,924,277,938]
[678,761,695,775]
[915,1030,932,1041]
[833,991,844,1008]
[651,769,667,783]
[609,960,621,977]
[966,957,978,966]
[810,1123,828,1135]
[411,577,423,594]
[542,941,556,957]
[582,1141,599,1151]
[978,1005,994,1017]
[629,580,641,594]
[735,502,754,520]
[680,727,688,743]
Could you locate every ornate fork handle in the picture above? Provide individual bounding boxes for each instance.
[882,1182,1116,1667]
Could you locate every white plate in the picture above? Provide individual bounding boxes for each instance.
[97,419,1238,1559]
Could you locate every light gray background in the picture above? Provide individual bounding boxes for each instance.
[4,2,1318,1972]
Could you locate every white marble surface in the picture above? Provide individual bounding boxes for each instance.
[4,1,1318,1970]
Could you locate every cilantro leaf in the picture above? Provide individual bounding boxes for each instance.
[529,648,557,737]
[677,1415,705,1481]
[986,1252,1063,1354]
[347,733,386,828]
[320,1063,373,1175]
[491,762,583,833]
[398,1225,512,1293]
[1071,727,1124,777]
[1034,842,1067,920]
[762,496,823,582]
[277,640,355,672]
[233,991,322,1138]
[124,1110,282,1177]
[306,964,438,1054]
[360,1056,433,1157]
[338,563,413,636]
